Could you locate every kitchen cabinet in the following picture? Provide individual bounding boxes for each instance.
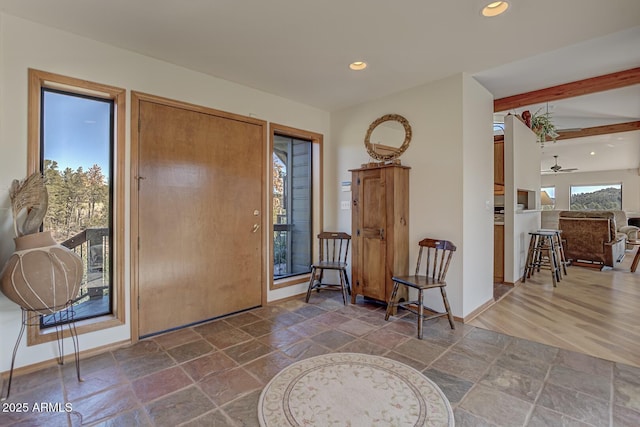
[350,164,409,305]
[494,141,504,186]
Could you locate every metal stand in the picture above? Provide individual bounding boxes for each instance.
[1,303,82,401]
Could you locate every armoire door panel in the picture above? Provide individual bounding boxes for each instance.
[360,228,384,239]
[361,173,385,229]
[361,238,386,301]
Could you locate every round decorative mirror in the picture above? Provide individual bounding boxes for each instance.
[364,114,412,162]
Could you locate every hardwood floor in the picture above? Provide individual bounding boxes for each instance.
[471,251,640,368]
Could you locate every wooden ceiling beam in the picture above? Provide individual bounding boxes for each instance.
[556,120,640,140]
[493,120,640,143]
[494,67,640,112]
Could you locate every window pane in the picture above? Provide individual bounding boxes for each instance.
[40,89,113,327]
[273,135,312,279]
[570,184,622,211]
[541,186,555,210]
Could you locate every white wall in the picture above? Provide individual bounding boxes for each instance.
[504,115,541,283]
[0,13,498,372]
[462,77,496,315]
[0,13,330,371]
[542,168,640,215]
[330,73,494,318]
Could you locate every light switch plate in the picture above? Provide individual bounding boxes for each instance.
[341,201,351,210]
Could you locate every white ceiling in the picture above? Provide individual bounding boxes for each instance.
[477,24,640,175]
[492,83,640,174]
[1,0,639,172]
[538,131,640,174]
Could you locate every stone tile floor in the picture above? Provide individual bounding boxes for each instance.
[1,291,639,426]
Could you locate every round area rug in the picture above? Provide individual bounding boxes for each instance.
[258,352,454,427]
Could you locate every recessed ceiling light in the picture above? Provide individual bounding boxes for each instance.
[590,151,596,156]
[482,1,509,17]
[349,61,367,71]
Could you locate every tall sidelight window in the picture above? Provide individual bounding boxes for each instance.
[28,69,125,344]
[40,89,114,326]
[570,184,622,210]
[273,135,313,279]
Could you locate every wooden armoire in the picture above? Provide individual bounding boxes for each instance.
[350,164,409,305]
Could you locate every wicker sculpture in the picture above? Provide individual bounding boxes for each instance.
[0,173,83,314]
[9,172,49,237]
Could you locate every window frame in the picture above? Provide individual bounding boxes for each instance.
[27,69,126,345]
[273,134,313,280]
[540,186,555,210]
[39,87,115,327]
[569,183,623,211]
[269,123,323,290]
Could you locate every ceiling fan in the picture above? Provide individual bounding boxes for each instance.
[543,155,578,173]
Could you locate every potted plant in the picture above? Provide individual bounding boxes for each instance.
[531,108,559,145]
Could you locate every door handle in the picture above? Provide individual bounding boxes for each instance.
[135,175,146,190]
[252,224,260,233]
[379,228,384,240]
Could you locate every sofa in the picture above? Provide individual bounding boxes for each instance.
[558,211,626,267]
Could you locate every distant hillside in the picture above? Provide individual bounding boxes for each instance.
[570,187,621,211]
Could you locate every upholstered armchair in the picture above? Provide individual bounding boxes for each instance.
[540,210,561,230]
[612,211,640,249]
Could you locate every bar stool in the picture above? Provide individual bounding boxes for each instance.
[523,230,561,287]
[538,228,569,276]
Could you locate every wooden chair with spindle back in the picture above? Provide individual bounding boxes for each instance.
[385,237,456,338]
[305,232,351,305]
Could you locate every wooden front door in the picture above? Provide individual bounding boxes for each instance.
[136,98,264,337]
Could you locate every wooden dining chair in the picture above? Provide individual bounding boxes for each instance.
[385,237,456,339]
[305,232,351,305]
